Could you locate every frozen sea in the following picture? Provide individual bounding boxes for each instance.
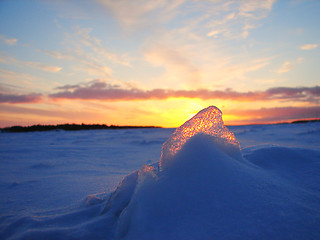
[0,120,320,239]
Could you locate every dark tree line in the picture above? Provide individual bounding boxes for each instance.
[1,124,161,133]
[291,119,320,124]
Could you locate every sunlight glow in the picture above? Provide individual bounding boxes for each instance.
[159,106,239,169]
[0,0,319,127]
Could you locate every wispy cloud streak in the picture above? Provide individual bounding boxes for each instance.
[277,61,292,73]
[0,35,18,46]
[95,0,184,28]
[300,44,318,50]
[96,0,276,39]
[42,26,130,78]
[0,53,62,72]
[0,93,42,103]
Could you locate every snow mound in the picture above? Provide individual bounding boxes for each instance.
[101,106,320,239]
[110,136,320,240]
[160,106,240,170]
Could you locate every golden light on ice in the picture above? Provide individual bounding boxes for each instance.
[159,106,239,169]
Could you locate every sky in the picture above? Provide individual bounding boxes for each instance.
[0,0,319,128]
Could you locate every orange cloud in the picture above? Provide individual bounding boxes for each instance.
[226,106,320,124]
[300,44,318,50]
[277,61,292,73]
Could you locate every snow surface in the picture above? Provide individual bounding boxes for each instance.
[0,107,320,239]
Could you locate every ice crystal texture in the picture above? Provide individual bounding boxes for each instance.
[159,106,239,169]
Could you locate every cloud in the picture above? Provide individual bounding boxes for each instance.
[94,0,184,28]
[94,0,276,40]
[70,26,131,66]
[44,1,276,89]
[49,80,320,103]
[300,44,318,50]
[42,26,131,78]
[144,43,200,87]
[0,53,62,73]
[239,0,276,17]
[26,62,62,73]
[0,104,105,123]
[0,35,18,46]
[129,0,276,89]
[204,0,276,39]
[0,93,42,104]
[0,67,46,91]
[277,61,292,73]
[142,22,272,89]
[43,49,112,77]
[41,50,74,61]
[226,106,320,124]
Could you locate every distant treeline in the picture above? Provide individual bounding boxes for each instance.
[1,119,319,133]
[291,119,320,124]
[1,124,161,133]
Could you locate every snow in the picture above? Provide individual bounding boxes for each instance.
[114,137,320,239]
[1,107,320,239]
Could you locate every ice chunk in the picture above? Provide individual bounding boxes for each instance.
[159,106,240,170]
[85,194,104,206]
[101,171,139,216]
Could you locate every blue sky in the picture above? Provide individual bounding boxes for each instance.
[0,0,319,127]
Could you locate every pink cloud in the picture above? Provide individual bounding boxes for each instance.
[50,80,320,103]
[0,104,105,121]
[0,93,42,104]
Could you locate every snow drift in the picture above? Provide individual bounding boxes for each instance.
[1,106,320,240]
[102,106,320,239]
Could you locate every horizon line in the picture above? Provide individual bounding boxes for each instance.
[1,118,320,131]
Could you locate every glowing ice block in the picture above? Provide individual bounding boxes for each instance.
[159,106,240,169]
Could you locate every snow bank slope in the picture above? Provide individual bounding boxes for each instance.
[103,106,320,239]
[111,138,319,239]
